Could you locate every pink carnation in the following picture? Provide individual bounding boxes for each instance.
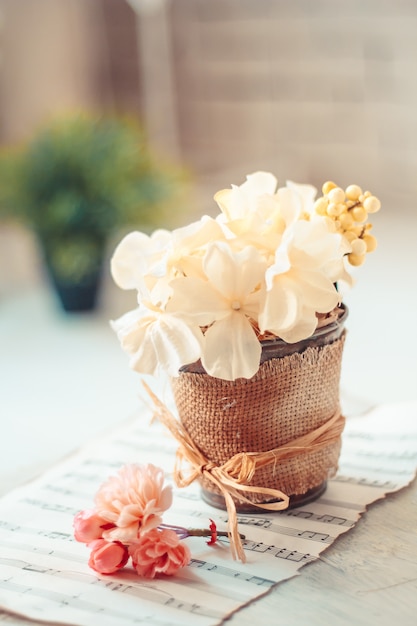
[94,463,173,543]
[88,539,129,575]
[73,509,114,543]
[129,528,191,579]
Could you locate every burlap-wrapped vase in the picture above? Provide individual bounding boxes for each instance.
[171,307,347,512]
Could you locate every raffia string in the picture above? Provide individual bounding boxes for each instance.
[142,381,345,563]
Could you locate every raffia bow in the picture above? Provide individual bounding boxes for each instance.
[142,381,345,562]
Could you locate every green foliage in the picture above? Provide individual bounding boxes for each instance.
[0,113,186,282]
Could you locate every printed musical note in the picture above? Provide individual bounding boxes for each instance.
[188,559,274,587]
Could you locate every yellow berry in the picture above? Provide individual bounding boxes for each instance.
[343,230,357,243]
[351,205,368,223]
[328,187,346,204]
[363,195,381,214]
[363,233,378,252]
[350,225,365,237]
[327,202,345,217]
[314,197,329,216]
[322,181,337,195]
[345,184,363,201]
[363,190,372,198]
[339,212,355,230]
[350,238,367,256]
[348,252,366,266]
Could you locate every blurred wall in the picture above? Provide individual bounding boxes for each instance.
[157,0,417,210]
[1,0,416,204]
[0,0,140,141]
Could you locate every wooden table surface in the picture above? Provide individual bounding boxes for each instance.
[224,478,417,626]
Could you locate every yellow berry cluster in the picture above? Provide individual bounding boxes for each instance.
[314,181,381,266]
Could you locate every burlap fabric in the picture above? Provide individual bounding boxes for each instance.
[171,331,346,507]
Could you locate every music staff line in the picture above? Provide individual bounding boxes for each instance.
[173,501,356,530]
[187,559,274,587]
[0,540,84,565]
[347,449,417,461]
[0,526,277,589]
[338,461,415,476]
[344,432,417,442]
[19,498,79,516]
[332,475,399,490]
[225,516,335,545]
[0,560,223,622]
[0,520,73,543]
[241,541,315,564]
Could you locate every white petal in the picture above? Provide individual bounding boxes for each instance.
[167,276,228,325]
[110,231,151,290]
[265,240,291,288]
[276,187,302,226]
[244,171,278,197]
[201,313,261,380]
[286,180,317,214]
[278,311,319,343]
[203,242,265,301]
[214,172,277,221]
[129,332,159,375]
[291,220,342,268]
[111,308,150,353]
[151,315,204,376]
[171,215,224,253]
[111,307,203,377]
[258,278,301,334]
[213,188,232,217]
[121,313,203,376]
[294,270,340,312]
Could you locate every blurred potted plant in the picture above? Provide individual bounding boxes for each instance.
[0,113,185,311]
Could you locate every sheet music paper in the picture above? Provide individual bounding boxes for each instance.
[0,400,416,626]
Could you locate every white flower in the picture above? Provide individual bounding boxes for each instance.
[285,180,317,218]
[259,219,343,342]
[167,242,267,380]
[111,307,203,377]
[214,171,278,222]
[110,229,172,304]
[166,215,225,279]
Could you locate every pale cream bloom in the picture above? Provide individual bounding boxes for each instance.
[214,172,284,256]
[259,219,344,342]
[167,242,267,380]
[111,229,171,295]
[111,307,203,377]
[214,171,278,222]
[167,215,226,279]
[285,179,318,218]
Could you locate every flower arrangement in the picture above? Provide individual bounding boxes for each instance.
[73,463,230,578]
[111,172,380,381]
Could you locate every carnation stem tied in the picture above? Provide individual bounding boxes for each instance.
[143,381,345,563]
